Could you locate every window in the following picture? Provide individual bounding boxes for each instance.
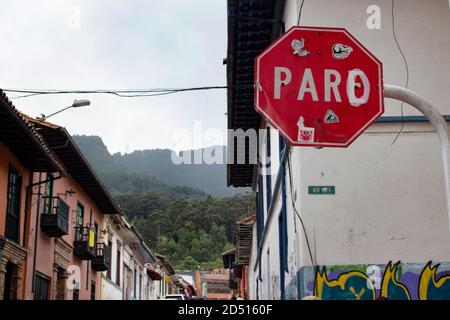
[43,173,54,214]
[116,242,121,286]
[139,272,142,300]
[107,240,113,279]
[75,202,84,240]
[133,264,137,298]
[94,222,98,250]
[34,273,50,300]
[55,267,66,300]
[72,289,79,300]
[3,262,14,300]
[206,279,230,294]
[5,165,22,243]
[90,281,96,300]
[123,264,132,300]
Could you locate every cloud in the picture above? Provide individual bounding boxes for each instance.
[0,0,227,153]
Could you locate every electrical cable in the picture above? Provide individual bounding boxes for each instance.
[286,149,316,269]
[390,0,410,146]
[2,86,247,99]
[11,90,179,99]
[297,0,305,25]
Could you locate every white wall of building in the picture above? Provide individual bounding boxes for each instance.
[101,224,123,300]
[250,0,450,300]
[290,0,450,116]
[100,221,157,300]
[101,275,123,300]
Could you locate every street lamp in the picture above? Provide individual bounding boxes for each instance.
[39,99,91,121]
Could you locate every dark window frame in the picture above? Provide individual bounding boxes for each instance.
[116,241,121,286]
[43,173,54,214]
[75,202,84,241]
[34,272,51,300]
[90,281,96,300]
[139,269,142,300]
[72,288,79,300]
[5,165,22,243]
[107,240,113,280]
[133,263,137,298]
[94,222,98,251]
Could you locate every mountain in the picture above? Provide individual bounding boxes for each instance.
[118,192,256,270]
[72,135,255,269]
[73,135,249,197]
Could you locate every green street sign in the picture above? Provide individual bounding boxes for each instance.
[308,186,335,195]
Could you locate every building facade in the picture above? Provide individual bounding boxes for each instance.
[20,118,123,300]
[194,268,231,300]
[101,214,162,300]
[0,91,61,300]
[222,215,255,299]
[226,0,450,300]
[0,91,177,300]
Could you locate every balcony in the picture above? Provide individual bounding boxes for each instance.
[40,197,69,237]
[91,243,110,272]
[73,226,96,260]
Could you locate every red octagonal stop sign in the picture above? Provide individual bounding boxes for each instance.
[255,26,384,147]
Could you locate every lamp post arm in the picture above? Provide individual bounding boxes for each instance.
[384,84,450,232]
[44,105,73,120]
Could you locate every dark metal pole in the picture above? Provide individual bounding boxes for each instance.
[31,172,42,294]
[86,209,93,290]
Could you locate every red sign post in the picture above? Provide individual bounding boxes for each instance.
[255,26,384,147]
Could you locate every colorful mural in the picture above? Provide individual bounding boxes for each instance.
[298,261,450,300]
[315,268,376,300]
[419,262,450,300]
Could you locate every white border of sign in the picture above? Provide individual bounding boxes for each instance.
[255,26,384,148]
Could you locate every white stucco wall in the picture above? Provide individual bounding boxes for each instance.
[101,275,123,300]
[250,0,450,300]
[101,225,124,300]
[293,124,450,265]
[288,0,450,116]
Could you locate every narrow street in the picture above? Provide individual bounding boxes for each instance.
[0,1,450,314]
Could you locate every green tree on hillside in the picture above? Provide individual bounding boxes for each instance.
[123,193,255,270]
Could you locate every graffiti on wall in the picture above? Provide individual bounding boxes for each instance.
[298,261,450,300]
[419,263,450,300]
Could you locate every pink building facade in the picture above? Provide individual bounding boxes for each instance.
[0,91,61,300]
[24,171,110,300]
[22,118,122,300]
[1,92,175,300]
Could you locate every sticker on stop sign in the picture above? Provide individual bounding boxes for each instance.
[254,26,384,148]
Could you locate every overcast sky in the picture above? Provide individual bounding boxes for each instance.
[0,0,227,154]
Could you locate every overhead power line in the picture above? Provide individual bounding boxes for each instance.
[2,85,245,99]
[286,149,316,269]
[297,0,305,25]
[390,0,410,146]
